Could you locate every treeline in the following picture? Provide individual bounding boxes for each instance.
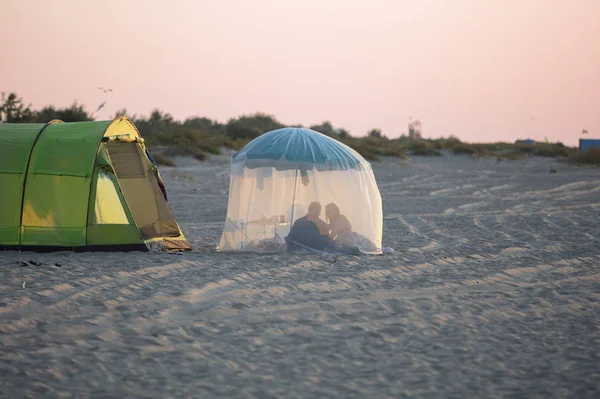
[2,92,590,165]
[0,92,92,123]
[0,91,412,161]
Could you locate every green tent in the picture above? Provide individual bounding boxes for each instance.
[0,117,191,252]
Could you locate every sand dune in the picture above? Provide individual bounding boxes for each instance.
[1,154,599,398]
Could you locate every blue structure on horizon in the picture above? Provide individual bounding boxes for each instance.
[515,139,535,145]
[579,139,600,151]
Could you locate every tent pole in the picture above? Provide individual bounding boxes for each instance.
[290,169,299,224]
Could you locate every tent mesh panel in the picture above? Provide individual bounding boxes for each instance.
[106,142,180,239]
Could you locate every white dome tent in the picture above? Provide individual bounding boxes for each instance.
[218,128,383,254]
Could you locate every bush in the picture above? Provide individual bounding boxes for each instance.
[340,136,407,161]
[403,140,441,156]
[153,128,222,157]
[496,151,525,161]
[231,138,251,151]
[452,144,487,157]
[192,152,207,161]
[151,152,175,166]
[532,145,572,158]
[410,147,443,156]
[204,135,250,151]
[567,148,600,166]
[377,146,407,158]
[437,137,462,149]
[404,140,430,152]
[342,140,381,162]
[226,113,284,139]
[465,142,575,159]
[516,145,536,154]
[226,123,262,140]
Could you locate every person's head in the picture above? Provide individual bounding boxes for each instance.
[307,201,322,219]
[325,203,340,223]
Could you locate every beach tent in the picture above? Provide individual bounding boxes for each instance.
[0,117,190,251]
[218,127,383,253]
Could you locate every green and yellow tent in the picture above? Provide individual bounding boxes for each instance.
[0,117,191,251]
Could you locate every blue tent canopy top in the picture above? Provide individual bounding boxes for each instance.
[231,128,365,172]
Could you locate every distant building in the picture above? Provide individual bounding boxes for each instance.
[579,139,600,151]
[515,139,535,145]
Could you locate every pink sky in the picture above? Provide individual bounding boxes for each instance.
[2,0,599,145]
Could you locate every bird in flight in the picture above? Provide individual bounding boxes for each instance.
[96,101,107,112]
[98,87,113,93]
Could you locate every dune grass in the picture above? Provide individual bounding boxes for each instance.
[443,141,574,160]
[403,140,442,156]
[145,132,576,164]
[567,148,600,166]
[151,152,176,166]
[451,143,487,157]
[3,92,578,164]
[341,137,406,162]
[146,135,575,164]
[146,130,250,162]
[495,151,525,161]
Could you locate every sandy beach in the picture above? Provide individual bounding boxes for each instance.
[1,153,599,398]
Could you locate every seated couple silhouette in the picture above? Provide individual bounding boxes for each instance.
[286,201,377,253]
